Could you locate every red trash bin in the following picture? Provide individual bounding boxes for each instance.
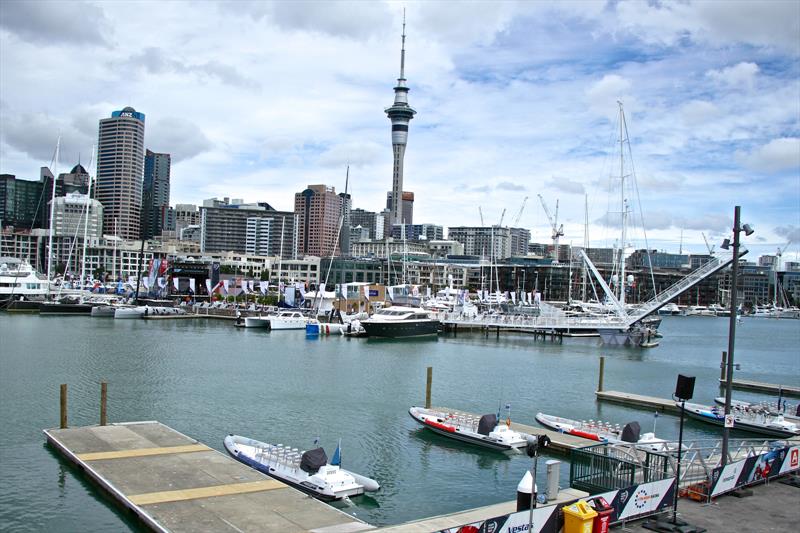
[589,496,614,533]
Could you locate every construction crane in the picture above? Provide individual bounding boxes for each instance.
[511,196,528,227]
[478,206,484,226]
[701,232,715,255]
[498,208,506,228]
[537,194,563,261]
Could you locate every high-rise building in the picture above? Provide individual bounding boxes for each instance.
[141,149,171,239]
[508,227,531,257]
[0,173,50,229]
[96,106,146,241]
[385,16,416,225]
[385,191,414,225]
[59,164,90,195]
[338,191,351,256]
[350,208,384,240]
[294,184,342,257]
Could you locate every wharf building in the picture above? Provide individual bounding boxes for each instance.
[385,17,416,225]
[294,184,342,258]
[199,200,296,259]
[96,107,146,241]
[141,150,171,240]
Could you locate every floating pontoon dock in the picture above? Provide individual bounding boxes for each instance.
[44,421,373,533]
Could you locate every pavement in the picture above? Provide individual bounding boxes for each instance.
[624,476,800,533]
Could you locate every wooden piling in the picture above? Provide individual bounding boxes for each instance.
[598,356,605,392]
[720,351,727,382]
[100,382,107,426]
[425,367,433,409]
[60,384,67,429]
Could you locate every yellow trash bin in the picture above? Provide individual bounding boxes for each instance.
[563,499,598,533]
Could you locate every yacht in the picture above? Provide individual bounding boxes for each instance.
[0,258,49,310]
[267,310,309,330]
[360,306,439,338]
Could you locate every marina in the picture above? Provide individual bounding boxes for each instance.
[1,312,798,530]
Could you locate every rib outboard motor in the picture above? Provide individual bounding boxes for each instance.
[478,414,498,436]
[621,421,641,443]
[300,447,328,473]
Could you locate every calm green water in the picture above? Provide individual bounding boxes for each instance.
[0,314,798,531]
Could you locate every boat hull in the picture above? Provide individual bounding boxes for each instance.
[679,402,799,438]
[39,303,93,315]
[409,407,523,451]
[243,316,270,328]
[362,319,440,338]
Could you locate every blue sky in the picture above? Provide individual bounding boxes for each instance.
[1,1,798,262]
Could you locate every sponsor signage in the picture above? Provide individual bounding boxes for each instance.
[709,444,800,498]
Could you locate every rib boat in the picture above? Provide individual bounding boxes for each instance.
[223,434,379,501]
[677,401,800,438]
[535,412,673,452]
[409,406,528,451]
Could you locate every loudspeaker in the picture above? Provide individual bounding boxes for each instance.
[675,374,695,401]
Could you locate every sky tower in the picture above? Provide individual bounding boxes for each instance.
[385,13,416,226]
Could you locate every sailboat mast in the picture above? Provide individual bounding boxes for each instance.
[46,136,61,283]
[617,101,627,305]
[582,193,588,302]
[79,145,96,291]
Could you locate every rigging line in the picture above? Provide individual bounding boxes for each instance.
[621,109,657,295]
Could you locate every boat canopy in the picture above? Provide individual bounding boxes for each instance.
[300,447,328,473]
[478,414,497,436]
[621,421,640,443]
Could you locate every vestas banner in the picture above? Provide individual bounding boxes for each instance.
[709,444,800,498]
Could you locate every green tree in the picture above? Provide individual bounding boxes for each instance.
[260,269,270,281]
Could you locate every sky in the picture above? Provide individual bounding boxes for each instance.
[1,0,799,263]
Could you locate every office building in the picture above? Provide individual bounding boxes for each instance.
[448,226,512,259]
[50,193,103,238]
[96,106,145,240]
[294,184,342,257]
[385,191,414,225]
[200,202,295,258]
[0,173,54,229]
[349,208,384,241]
[391,223,443,241]
[141,150,171,239]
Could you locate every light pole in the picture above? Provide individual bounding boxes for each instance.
[719,205,753,466]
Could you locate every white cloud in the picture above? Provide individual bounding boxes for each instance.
[706,62,760,89]
[738,138,800,173]
[0,0,109,46]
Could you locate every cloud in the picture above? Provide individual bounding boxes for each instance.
[0,0,109,46]
[545,177,585,195]
[146,118,212,163]
[775,225,800,243]
[738,138,800,173]
[706,62,760,88]
[0,112,92,167]
[586,75,631,116]
[317,141,384,169]
[227,0,390,40]
[680,101,721,126]
[122,47,259,89]
[496,181,526,192]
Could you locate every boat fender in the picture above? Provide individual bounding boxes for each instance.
[349,472,380,492]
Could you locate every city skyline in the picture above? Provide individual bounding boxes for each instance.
[1,1,798,261]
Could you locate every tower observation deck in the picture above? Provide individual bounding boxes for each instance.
[385,14,416,226]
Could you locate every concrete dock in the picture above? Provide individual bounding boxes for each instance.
[594,390,680,413]
[720,378,800,398]
[44,421,372,533]
[434,407,590,454]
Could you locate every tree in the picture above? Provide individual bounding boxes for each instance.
[260,269,270,281]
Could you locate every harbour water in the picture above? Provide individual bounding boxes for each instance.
[0,314,797,531]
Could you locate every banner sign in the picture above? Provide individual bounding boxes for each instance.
[709,445,800,498]
[437,478,676,533]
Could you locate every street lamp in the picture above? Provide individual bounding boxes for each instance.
[719,205,753,466]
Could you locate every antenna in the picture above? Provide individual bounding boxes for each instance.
[399,8,406,80]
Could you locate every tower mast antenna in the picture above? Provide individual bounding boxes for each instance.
[400,8,406,81]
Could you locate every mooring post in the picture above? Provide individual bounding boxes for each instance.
[60,384,67,429]
[598,356,605,392]
[100,381,108,426]
[425,367,433,409]
[496,326,500,339]
[720,351,727,382]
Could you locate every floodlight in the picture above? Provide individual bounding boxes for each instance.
[742,224,754,236]
[720,238,731,250]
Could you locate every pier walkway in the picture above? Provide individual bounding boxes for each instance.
[44,421,372,533]
[595,390,681,413]
[721,378,800,398]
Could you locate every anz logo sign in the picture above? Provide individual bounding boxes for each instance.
[120,112,133,117]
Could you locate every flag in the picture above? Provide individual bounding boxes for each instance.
[158,277,167,289]
[188,278,195,293]
[205,279,212,294]
[259,281,267,294]
[222,279,229,295]
[330,439,341,466]
[173,277,180,291]
[248,280,255,292]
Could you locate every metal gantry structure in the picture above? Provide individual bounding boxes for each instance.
[538,194,563,262]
